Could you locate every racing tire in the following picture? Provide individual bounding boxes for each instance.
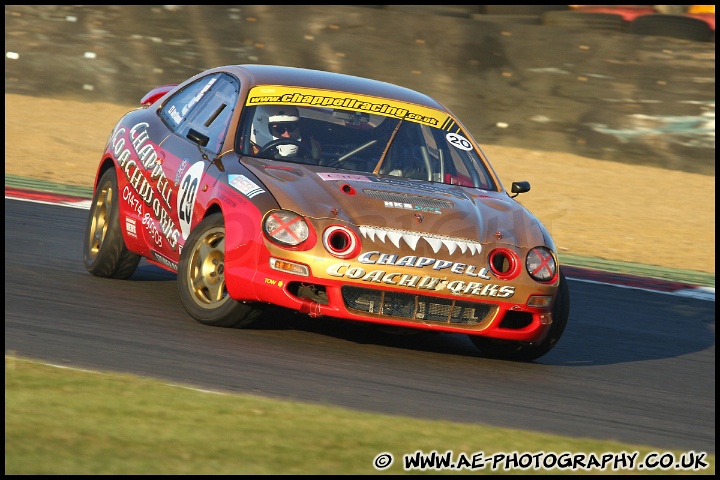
[541,11,626,32]
[177,212,264,328]
[83,168,141,279]
[627,14,714,42]
[469,269,570,362]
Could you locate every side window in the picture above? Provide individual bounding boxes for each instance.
[159,73,239,155]
[237,106,256,156]
[444,138,495,189]
[428,128,495,190]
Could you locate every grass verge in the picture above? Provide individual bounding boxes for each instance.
[5,355,714,474]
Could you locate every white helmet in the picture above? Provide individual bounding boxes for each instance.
[250,105,301,157]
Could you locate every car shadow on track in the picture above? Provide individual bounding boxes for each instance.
[131,263,715,366]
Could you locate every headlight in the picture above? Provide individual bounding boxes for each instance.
[263,210,309,246]
[526,247,556,282]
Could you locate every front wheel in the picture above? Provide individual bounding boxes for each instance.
[469,269,570,362]
[83,168,141,279]
[177,212,263,327]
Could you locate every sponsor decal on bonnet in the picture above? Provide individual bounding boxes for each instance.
[317,172,371,182]
[229,174,264,198]
[359,226,482,255]
[326,263,514,298]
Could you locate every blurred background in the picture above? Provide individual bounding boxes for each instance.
[5,5,715,175]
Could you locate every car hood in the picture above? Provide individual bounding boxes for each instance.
[241,158,548,250]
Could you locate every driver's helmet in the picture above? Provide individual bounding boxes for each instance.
[250,105,301,157]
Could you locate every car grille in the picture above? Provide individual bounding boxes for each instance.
[341,286,495,326]
[362,189,454,209]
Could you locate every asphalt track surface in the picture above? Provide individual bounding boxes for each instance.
[4,196,715,455]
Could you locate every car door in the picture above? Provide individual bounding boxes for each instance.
[143,72,240,265]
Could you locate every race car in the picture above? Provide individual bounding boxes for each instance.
[83,64,570,361]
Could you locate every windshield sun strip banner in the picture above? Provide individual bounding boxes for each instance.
[247,85,453,130]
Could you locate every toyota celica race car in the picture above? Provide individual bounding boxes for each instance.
[83,64,570,361]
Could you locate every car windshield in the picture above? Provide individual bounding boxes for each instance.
[239,97,497,190]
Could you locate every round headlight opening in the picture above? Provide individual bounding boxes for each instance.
[526,247,557,282]
[488,248,520,279]
[323,225,360,259]
[263,210,309,246]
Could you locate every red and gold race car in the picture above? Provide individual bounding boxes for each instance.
[83,64,570,361]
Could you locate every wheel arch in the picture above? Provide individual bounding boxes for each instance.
[176,211,264,327]
[202,202,223,220]
[93,156,117,191]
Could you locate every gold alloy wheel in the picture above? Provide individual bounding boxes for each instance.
[187,226,230,308]
[87,183,112,258]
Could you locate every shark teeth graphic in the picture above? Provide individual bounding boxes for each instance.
[359,226,482,255]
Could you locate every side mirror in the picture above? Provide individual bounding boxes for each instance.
[510,181,531,198]
[187,128,209,147]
